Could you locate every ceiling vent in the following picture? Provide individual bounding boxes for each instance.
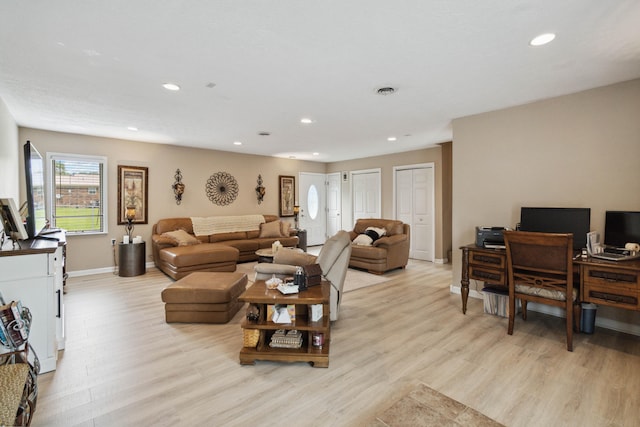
[376,87,397,95]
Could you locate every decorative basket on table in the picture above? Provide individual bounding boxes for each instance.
[243,329,260,348]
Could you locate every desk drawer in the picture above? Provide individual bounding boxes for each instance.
[582,266,640,290]
[582,264,640,310]
[584,283,639,310]
[469,266,506,286]
[469,251,506,270]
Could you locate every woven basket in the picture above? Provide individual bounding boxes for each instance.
[243,329,260,348]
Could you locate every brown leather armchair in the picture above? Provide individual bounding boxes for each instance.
[348,219,410,274]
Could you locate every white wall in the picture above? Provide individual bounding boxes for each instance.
[0,97,19,200]
[452,78,640,331]
[18,128,326,272]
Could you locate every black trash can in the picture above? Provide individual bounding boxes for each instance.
[581,303,597,334]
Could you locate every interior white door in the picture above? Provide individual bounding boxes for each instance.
[352,169,381,225]
[395,165,434,261]
[326,172,341,238]
[299,172,327,246]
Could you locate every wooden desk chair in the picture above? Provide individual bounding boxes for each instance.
[503,231,579,351]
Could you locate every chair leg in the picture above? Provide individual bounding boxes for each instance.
[573,303,581,333]
[521,300,528,320]
[566,302,574,352]
[508,294,515,335]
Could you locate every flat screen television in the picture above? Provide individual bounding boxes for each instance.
[604,211,640,248]
[23,140,47,238]
[519,207,591,251]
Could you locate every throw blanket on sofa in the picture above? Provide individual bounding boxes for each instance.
[190,215,265,236]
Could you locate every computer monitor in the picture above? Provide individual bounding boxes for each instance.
[519,207,591,251]
[604,211,640,248]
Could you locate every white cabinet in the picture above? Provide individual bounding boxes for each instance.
[0,236,66,373]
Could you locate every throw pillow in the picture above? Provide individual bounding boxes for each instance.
[259,220,283,238]
[280,221,292,237]
[352,227,386,246]
[353,234,373,246]
[162,229,201,246]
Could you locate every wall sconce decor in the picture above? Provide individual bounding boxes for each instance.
[125,206,136,242]
[255,174,265,204]
[173,169,185,205]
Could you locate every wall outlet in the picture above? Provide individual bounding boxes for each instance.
[110,238,116,246]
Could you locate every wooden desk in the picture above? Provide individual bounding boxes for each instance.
[460,243,640,314]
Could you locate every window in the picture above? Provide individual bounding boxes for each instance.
[47,153,108,234]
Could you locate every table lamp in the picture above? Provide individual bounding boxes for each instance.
[125,206,136,243]
[293,205,300,229]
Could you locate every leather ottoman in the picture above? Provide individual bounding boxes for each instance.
[161,271,248,323]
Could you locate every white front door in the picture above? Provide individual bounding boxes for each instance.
[299,172,327,246]
[395,164,434,261]
[326,172,341,238]
[351,169,381,225]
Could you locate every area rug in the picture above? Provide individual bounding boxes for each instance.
[369,383,504,427]
[235,262,388,292]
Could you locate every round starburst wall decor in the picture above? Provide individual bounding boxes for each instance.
[206,171,239,206]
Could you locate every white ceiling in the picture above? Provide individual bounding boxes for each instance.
[1,1,639,162]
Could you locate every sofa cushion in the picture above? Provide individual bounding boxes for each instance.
[259,220,285,238]
[353,219,403,236]
[160,244,239,268]
[280,221,292,237]
[209,231,247,243]
[162,229,201,246]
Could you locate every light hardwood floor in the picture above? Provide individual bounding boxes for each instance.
[34,259,640,427]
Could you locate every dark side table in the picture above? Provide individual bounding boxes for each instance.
[296,229,307,252]
[118,242,146,277]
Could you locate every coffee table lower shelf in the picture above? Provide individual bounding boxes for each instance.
[239,343,330,368]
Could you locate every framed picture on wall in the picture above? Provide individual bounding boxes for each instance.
[117,165,148,224]
[279,175,295,217]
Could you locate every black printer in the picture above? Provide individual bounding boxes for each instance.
[475,226,506,248]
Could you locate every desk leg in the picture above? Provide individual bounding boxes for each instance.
[461,247,470,314]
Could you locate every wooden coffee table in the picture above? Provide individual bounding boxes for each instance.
[238,280,331,367]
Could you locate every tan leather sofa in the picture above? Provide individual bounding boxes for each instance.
[152,215,298,280]
[348,218,410,274]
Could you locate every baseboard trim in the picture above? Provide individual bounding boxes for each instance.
[68,262,156,278]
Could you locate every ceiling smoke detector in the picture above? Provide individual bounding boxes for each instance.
[376,87,397,95]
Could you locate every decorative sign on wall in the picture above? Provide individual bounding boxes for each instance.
[206,171,239,206]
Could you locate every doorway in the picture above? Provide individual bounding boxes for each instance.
[394,164,434,261]
[351,169,381,224]
[299,172,327,246]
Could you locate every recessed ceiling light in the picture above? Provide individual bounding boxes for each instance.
[387,136,397,142]
[530,33,556,46]
[313,152,319,156]
[300,118,314,124]
[162,83,181,91]
[127,126,138,131]
[233,141,242,146]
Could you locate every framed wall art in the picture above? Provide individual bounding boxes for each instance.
[117,165,148,224]
[279,175,295,217]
